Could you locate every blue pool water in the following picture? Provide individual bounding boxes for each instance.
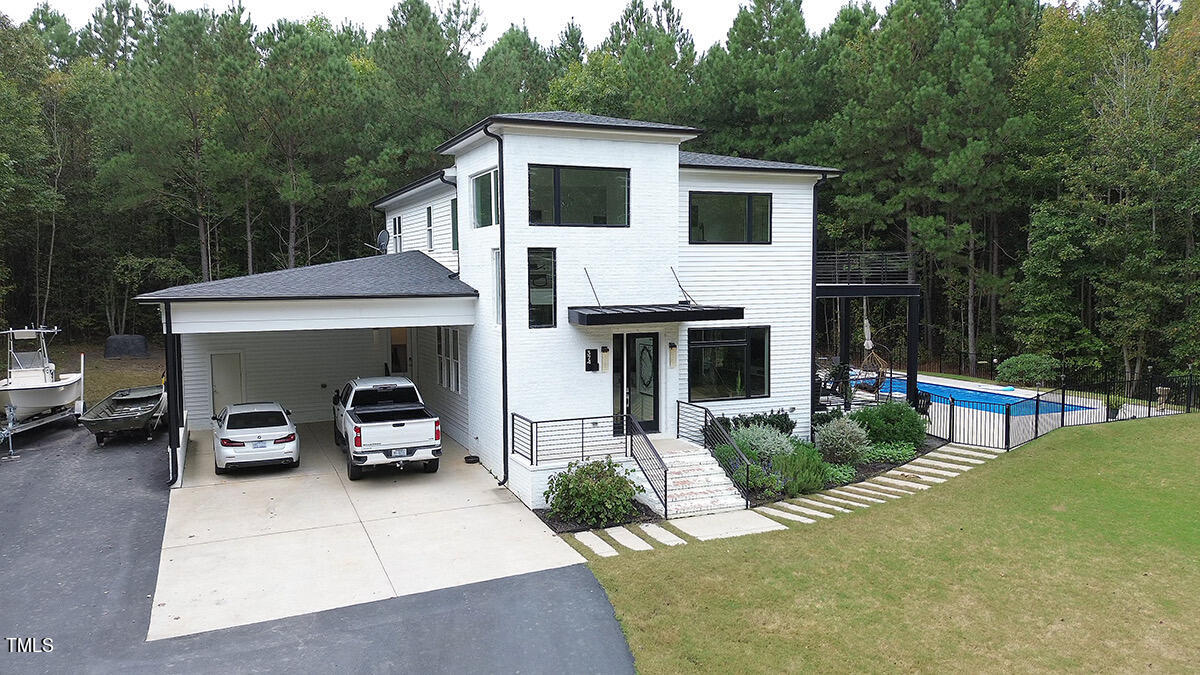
[876,378,1090,416]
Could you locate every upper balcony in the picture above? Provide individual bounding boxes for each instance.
[814,252,919,298]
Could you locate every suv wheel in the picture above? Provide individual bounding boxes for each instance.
[214,460,228,475]
[423,458,440,473]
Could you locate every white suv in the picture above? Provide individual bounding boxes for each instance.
[212,402,300,474]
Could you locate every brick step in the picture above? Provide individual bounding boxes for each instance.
[667,472,739,491]
[667,493,747,517]
[667,463,730,479]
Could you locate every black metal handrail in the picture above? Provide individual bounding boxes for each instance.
[815,251,912,285]
[677,400,751,508]
[625,415,669,518]
[511,413,534,462]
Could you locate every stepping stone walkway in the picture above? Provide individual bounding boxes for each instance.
[565,444,1001,557]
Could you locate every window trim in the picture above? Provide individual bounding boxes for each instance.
[425,206,434,250]
[527,248,556,329]
[687,326,771,402]
[528,163,631,228]
[436,327,461,393]
[687,191,773,245]
[473,168,499,228]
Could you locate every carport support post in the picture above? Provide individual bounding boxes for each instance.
[906,295,920,407]
[163,303,183,483]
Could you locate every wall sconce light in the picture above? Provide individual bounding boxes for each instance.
[600,345,610,373]
[668,342,678,368]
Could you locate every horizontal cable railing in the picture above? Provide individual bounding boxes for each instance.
[511,413,534,462]
[677,400,752,508]
[815,251,912,285]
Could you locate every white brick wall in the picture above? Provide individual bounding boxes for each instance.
[677,169,816,437]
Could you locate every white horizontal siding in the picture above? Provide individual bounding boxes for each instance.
[384,185,459,273]
[181,328,389,429]
[408,325,470,448]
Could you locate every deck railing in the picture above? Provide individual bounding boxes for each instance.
[510,412,668,515]
[815,251,912,285]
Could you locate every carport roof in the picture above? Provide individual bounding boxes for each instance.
[137,251,478,302]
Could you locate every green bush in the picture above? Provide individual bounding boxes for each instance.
[861,441,917,464]
[815,416,871,465]
[824,462,856,486]
[811,407,844,428]
[849,401,927,447]
[772,441,826,497]
[996,353,1061,386]
[713,443,741,467]
[731,463,783,496]
[731,423,794,463]
[716,409,797,436]
[543,458,644,527]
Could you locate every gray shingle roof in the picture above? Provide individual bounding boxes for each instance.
[678,150,841,174]
[435,111,700,152]
[136,251,478,302]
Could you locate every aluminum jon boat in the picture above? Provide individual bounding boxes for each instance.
[80,384,166,445]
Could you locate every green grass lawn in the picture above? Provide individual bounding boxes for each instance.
[48,343,165,404]
[587,415,1200,672]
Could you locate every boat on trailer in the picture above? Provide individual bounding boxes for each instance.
[80,384,166,445]
[0,328,83,422]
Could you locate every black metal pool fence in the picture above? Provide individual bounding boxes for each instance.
[921,371,1197,451]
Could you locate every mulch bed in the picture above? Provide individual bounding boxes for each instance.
[534,500,660,534]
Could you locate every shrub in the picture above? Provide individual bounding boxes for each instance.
[824,462,856,486]
[772,442,826,497]
[713,443,741,467]
[996,353,1061,386]
[731,424,794,463]
[849,401,927,447]
[861,441,917,464]
[811,407,844,428]
[716,409,797,436]
[543,458,644,527]
[815,416,871,465]
[731,463,783,496]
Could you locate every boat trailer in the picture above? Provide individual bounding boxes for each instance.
[1,353,85,462]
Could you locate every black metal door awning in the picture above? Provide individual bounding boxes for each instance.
[568,303,744,326]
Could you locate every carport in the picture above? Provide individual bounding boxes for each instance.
[136,251,478,486]
[135,251,585,639]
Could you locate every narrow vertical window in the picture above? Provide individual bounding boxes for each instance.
[426,206,434,249]
[474,169,498,228]
[450,198,459,251]
[527,248,556,328]
[392,215,402,251]
[436,328,445,387]
[492,248,502,325]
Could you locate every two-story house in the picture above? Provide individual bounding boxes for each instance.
[140,111,851,518]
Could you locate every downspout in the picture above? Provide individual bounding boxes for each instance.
[811,173,829,438]
[163,302,179,486]
[438,171,460,273]
[482,124,510,486]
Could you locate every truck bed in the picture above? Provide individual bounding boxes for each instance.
[348,406,434,425]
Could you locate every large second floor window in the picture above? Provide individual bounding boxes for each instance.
[688,327,770,401]
[689,192,771,243]
[528,248,556,328]
[474,169,498,228]
[529,165,629,227]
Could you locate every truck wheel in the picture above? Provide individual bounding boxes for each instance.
[95,433,106,446]
[347,457,363,481]
[333,426,343,448]
[423,459,440,473]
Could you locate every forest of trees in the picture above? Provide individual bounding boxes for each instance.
[1,0,1197,380]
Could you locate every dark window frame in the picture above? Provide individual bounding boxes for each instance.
[527,247,557,328]
[450,197,459,250]
[687,326,771,402]
[688,191,773,244]
[528,164,631,228]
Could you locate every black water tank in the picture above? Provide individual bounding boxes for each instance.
[104,334,149,358]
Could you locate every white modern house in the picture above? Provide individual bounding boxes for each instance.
[140,112,919,518]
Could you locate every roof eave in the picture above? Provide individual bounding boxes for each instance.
[369,170,455,211]
[678,163,844,176]
[436,115,704,155]
[135,291,480,304]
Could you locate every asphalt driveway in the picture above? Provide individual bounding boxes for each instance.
[0,421,633,674]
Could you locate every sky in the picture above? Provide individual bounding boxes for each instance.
[8,0,881,56]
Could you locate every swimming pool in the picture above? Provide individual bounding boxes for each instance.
[877,378,1090,416]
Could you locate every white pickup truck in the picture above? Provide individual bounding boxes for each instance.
[332,376,441,480]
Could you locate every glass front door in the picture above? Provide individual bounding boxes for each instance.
[613,332,659,433]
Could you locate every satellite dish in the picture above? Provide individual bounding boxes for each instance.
[375,229,389,254]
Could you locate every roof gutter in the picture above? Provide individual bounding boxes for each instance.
[483,123,510,487]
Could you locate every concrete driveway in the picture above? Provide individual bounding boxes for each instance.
[150,423,583,640]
